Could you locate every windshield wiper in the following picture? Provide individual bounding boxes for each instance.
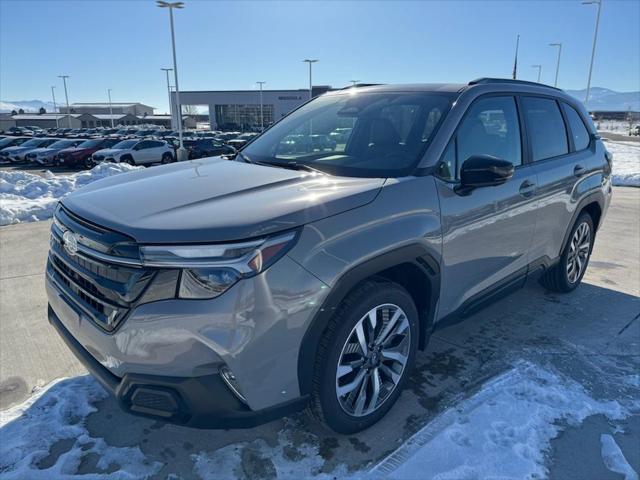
[259,161,325,175]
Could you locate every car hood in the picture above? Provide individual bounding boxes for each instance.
[62,157,385,243]
[29,147,58,156]
[94,148,126,156]
[2,145,32,154]
[59,147,92,155]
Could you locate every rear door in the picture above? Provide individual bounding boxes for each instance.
[521,96,597,263]
[435,95,539,320]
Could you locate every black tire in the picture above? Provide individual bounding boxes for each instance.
[83,156,95,169]
[309,280,419,434]
[122,156,135,166]
[161,152,174,164]
[539,212,595,293]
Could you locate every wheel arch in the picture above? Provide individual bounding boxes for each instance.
[297,244,440,396]
[560,192,604,256]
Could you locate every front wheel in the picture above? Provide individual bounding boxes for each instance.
[540,212,594,292]
[84,156,95,169]
[161,152,174,164]
[309,280,418,433]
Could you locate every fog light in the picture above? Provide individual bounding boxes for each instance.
[220,366,247,404]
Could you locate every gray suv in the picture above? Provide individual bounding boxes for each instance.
[46,78,612,433]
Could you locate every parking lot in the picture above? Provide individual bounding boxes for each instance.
[1,186,638,479]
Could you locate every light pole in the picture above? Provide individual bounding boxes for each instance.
[350,79,360,86]
[51,86,59,128]
[58,75,71,128]
[303,59,318,100]
[161,68,174,126]
[256,81,266,130]
[157,0,186,161]
[107,89,114,128]
[532,64,542,83]
[583,0,602,109]
[549,43,562,87]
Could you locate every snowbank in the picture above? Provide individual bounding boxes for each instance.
[0,376,161,479]
[0,163,140,226]
[605,140,640,187]
[371,361,633,480]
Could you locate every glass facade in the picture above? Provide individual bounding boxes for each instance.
[214,104,274,129]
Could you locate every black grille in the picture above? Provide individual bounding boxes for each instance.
[48,207,153,332]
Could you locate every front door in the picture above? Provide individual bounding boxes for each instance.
[434,95,538,320]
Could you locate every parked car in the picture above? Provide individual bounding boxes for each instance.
[5,126,33,136]
[92,139,175,165]
[28,139,84,166]
[183,139,236,159]
[0,136,30,161]
[4,137,58,163]
[45,79,611,433]
[56,138,120,169]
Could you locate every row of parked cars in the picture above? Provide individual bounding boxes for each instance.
[0,126,260,169]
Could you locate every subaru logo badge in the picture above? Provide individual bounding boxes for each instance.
[63,231,79,256]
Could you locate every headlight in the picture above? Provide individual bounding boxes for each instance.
[140,231,298,299]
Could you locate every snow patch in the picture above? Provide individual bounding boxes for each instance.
[0,163,141,226]
[600,434,639,480]
[605,140,640,187]
[0,375,162,479]
[370,361,631,480]
[192,420,351,480]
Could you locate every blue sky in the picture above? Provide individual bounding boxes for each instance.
[1,0,639,114]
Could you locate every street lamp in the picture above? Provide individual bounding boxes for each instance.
[549,43,562,87]
[157,0,186,161]
[107,89,114,128]
[58,75,71,128]
[583,0,602,108]
[303,59,318,100]
[161,68,174,125]
[50,86,59,128]
[256,81,266,130]
[349,79,360,86]
[531,64,542,83]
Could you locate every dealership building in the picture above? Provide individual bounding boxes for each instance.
[171,86,333,130]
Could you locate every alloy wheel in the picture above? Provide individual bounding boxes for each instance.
[567,222,591,283]
[335,303,411,417]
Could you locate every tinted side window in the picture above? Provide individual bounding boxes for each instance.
[562,103,590,151]
[452,96,522,178]
[522,97,569,161]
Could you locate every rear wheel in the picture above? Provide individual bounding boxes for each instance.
[309,280,418,433]
[161,152,174,164]
[83,156,95,169]
[540,212,594,293]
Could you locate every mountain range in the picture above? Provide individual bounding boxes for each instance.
[2,87,639,113]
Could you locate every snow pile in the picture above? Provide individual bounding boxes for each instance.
[0,163,140,225]
[371,361,633,480]
[0,375,161,479]
[605,140,640,187]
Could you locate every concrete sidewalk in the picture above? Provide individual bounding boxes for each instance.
[0,187,638,479]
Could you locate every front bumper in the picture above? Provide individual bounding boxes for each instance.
[48,306,308,428]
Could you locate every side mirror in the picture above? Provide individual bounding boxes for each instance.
[458,155,514,191]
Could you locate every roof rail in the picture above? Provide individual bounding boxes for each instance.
[468,77,562,91]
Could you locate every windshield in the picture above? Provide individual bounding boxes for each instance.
[21,138,47,148]
[49,140,76,149]
[112,140,137,149]
[242,91,453,177]
[78,139,101,148]
[0,138,17,147]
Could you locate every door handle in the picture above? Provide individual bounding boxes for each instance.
[519,180,536,197]
[574,164,586,177]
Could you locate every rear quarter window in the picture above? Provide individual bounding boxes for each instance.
[562,103,591,151]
